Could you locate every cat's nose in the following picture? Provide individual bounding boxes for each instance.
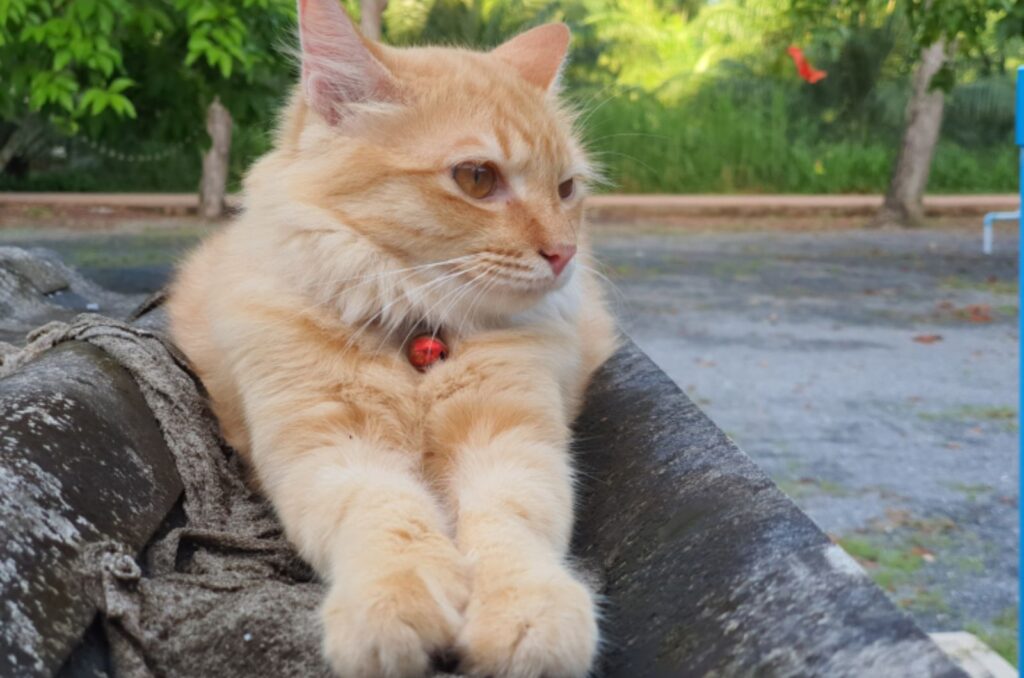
[539,244,577,276]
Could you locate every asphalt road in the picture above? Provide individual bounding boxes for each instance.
[0,218,1018,660]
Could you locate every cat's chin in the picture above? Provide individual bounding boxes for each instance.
[475,270,576,318]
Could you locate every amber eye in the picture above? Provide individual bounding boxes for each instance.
[558,177,575,200]
[452,162,498,199]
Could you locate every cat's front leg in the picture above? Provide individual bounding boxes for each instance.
[444,423,599,678]
[257,440,470,678]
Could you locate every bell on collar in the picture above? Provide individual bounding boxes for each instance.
[408,334,448,371]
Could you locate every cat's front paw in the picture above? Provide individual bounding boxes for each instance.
[457,563,599,678]
[321,540,471,678]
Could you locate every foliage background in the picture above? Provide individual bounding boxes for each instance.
[1,0,1021,194]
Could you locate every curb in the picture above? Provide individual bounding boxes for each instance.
[1,192,1017,218]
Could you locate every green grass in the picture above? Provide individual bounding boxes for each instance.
[966,606,1018,666]
[941,276,1018,295]
[777,476,849,499]
[947,482,994,502]
[837,520,1017,663]
[580,83,1016,194]
[838,536,925,591]
[711,258,766,281]
[919,405,1018,432]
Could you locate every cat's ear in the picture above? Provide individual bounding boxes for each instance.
[298,0,394,124]
[492,23,570,92]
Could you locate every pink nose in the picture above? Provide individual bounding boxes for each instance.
[539,244,577,276]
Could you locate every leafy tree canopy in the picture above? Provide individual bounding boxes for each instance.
[790,0,1022,89]
[0,0,295,143]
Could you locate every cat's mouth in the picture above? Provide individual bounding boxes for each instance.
[411,255,571,322]
[453,255,572,296]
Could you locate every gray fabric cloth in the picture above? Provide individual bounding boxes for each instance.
[1,314,334,677]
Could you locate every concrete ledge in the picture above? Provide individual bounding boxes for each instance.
[0,192,1017,218]
[930,632,1018,678]
[574,343,966,677]
[0,328,967,676]
[0,343,181,677]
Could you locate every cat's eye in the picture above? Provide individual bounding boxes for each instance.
[452,162,498,199]
[558,177,575,200]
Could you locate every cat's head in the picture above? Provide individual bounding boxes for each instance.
[255,0,594,323]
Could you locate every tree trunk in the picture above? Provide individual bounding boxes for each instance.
[874,40,947,227]
[359,0,387,41]
[0,129,26,172]
[0,119,43,173]
[199,97,233,220]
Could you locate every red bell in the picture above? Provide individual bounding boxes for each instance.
[408,335,448,371]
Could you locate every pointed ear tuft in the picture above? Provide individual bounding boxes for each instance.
[492,23,571,92]
[298,0,393,124]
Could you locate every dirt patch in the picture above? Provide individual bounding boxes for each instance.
[0,203,220,231]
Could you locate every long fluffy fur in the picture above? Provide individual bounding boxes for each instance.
[168,4,616,677]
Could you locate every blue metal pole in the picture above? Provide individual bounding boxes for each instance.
[1017,64,1022,673]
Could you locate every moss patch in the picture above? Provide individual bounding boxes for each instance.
[919,405,1017,432]
[837,536,925,591]
[946,482,995,502]
[711,258,765,281]
[941,275,1018,295]
[966,606,1018,666]
[776,476,849,499]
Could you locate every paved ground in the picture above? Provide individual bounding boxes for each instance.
[0,216,1018,662]
[594,222,1020,662]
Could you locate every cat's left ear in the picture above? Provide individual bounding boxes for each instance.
[492,23,570,92]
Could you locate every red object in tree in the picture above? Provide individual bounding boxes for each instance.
[787,45,827,84]
[408,335,449,371]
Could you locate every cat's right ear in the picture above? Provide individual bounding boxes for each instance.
[298,0,394,124]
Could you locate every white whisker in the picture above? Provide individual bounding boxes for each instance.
[370,262,489,357]
[432,265,494,343]
[343,264,475,356]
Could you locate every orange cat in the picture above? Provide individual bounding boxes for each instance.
[167,1,616,676]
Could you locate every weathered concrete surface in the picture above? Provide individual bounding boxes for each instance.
[0,246,142,344]
[0,343,181,677]
[0,246,973,676]
[574,342,966,677]
[1,335,968,677]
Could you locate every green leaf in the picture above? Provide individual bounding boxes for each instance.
[93,91,111,115]
[108,92,136,117]
[77,0,97,20]
[218,51,232,78]
[98,4,113,33]
[53,49,72,70]
[96,53,114,77]
[77,87,102,115]
[188,5,219,27]
[28,87,46,111]
[108,77,134,94]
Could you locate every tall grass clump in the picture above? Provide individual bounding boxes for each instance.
[571,0,1018,194]
[579,81,1016,194]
